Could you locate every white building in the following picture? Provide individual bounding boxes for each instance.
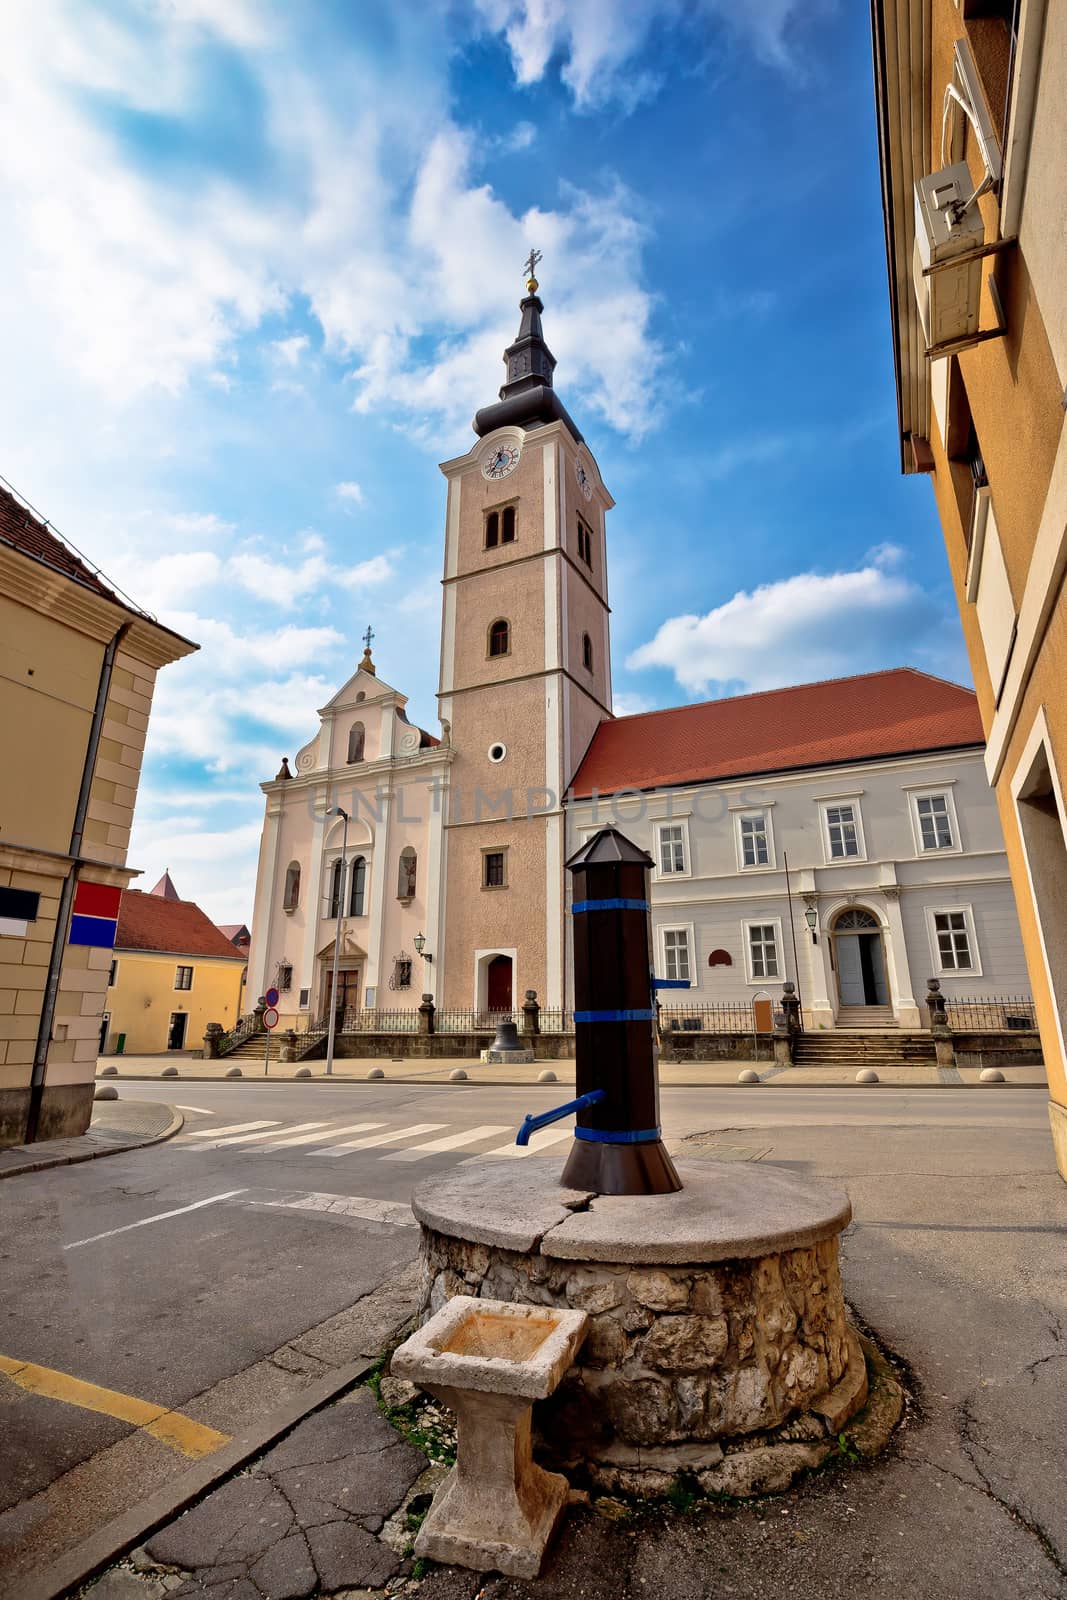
[246,643,452,1025]
[567,669,1031,1029]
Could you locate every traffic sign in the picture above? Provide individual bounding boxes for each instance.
[265,986,280,1008]
[263,1006,280,1030]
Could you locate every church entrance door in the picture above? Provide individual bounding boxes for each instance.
[486,955,513,1014]
[324,968,360,1027]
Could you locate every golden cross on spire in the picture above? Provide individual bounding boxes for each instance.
[523,247,542,292]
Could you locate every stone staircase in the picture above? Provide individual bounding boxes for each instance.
[791,1029,936,1068]
[221,1030,324,1065]
[834,1005,898,1029]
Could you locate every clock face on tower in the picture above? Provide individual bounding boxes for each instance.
[575,456,593,501]
[482,442,521,481]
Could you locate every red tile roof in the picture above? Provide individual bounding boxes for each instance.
[0,479,139,609]
[571,669,984,798]
[116,890,246,960]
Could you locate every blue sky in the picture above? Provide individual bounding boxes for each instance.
[0,0,963,920]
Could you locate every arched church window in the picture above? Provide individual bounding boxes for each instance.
[282,862,301,912]
[350,855,367,917]
[347,722,365,763]
[485,511,499,549]
[397,847,417,901]
[501,505,516,543]
[488,618,510,658]
[328,859,344,919]
[582,632,594,672]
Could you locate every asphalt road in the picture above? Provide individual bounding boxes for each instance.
[0,1080,1057,1588]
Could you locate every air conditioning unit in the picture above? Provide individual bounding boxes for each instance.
[913,162,985,351]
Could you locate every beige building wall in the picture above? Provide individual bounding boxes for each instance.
[0,529,194,1146]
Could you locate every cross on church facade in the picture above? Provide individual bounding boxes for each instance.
[362,625,374,651]
[523,247,542,282]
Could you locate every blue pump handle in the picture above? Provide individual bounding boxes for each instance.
[515,1089,606,1146]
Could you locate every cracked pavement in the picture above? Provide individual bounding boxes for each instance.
[81,1104,1067,1599]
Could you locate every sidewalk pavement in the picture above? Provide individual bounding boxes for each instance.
[0,1100,182,1180]
[74,1113,1067,1600]
[97,1052,1047,1090]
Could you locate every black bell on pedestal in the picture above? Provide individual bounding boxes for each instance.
[490,1018,522,1054]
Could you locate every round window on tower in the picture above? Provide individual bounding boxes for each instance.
[488,742,507,764]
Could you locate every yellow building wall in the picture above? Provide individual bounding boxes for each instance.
[923,0,1067,1142]
[104,951,245,1056]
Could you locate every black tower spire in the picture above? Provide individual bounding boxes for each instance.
[473,253,583,441]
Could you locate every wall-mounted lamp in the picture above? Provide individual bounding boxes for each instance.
[804,906,818,945]
[413,930,433,963]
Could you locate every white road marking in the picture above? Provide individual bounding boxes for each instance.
[176,1105,215,1114]
[185,1121,279,1139]
[259,1192,417,1227]
[203,1122,326,1148]
[64,1190,247,1250]
[312,1123,388,1153]
[382,1125,511,1162]
[467,1127,573,1161]
[263,1122,385,1148]
[317,1122,447,1154]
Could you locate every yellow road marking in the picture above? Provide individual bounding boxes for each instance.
[0,1354,231,1459]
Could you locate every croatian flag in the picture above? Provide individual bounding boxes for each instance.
[69,882,121,948]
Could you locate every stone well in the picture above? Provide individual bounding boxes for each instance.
[413,1159,871,1495]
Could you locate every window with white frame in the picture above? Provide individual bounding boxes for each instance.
[738,810,771,869]
[746,922,780,981]
[657,822,688,875]
[930,909,977,973]
[662,927,691,983]
[912,792,957,852]
[821,800,863,860]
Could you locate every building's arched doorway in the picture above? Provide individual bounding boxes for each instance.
[832,908,889,1009]
[486,954,513,1014]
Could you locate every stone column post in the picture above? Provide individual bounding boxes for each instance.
[252,996,267,1036]
[926,979,956,1068]
[203,1022,223,1060]
[772,1006,793,1067]
[522,989,540,1036]
[780,982,802,1036]
[279,1029,298,1063]
[419,993,436,1035]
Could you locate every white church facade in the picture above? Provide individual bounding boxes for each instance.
[245,269,1031,1033]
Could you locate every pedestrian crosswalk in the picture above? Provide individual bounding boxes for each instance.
[176,1114,542,1164]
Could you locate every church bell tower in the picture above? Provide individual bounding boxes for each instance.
[436,257,614,1012]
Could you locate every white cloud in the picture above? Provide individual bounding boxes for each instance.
[336,480,366,507]
[475,0,819,107]
[336,554,394,589]
[627,557,946,697]
[272,334,310,366]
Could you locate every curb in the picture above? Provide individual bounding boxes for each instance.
[15,1353,376,1600]
[0,1107,184,1182]
[94,1072,1046,1090]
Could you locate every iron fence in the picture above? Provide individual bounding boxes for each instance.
[217,1012,259,1055]
[289,1001,767,1037]
[942,994,1037,1031]
[658,1002,764,1033]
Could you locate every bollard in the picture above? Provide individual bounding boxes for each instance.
[561,827,682,1196]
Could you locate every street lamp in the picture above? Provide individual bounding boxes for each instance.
[413,931,432,963]
[324,805,349,1078]
[804,905,818,944]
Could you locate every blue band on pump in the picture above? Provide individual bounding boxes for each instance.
[574,1008,655,1023]
[574,1126,661,1145]
[571,898,649,914]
